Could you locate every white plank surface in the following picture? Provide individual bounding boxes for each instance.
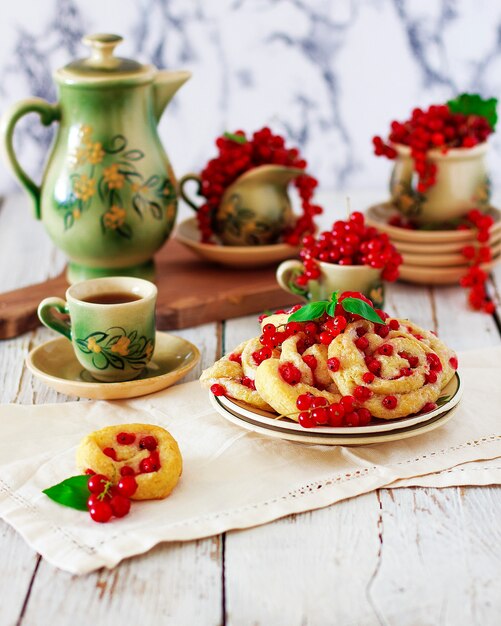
[1,192,501,626]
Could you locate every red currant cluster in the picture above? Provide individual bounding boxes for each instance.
[84,432,160,523]
[460,209,496,313]
[196,127,322,244]
[295,393,371,428]
[86,472,136,523]
[295,211,402,289]
[373,103,494,193]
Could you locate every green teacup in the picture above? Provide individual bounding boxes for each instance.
[38,277,157,382]
[276,259,385,307]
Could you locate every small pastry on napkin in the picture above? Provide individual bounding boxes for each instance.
[76,424,182,500]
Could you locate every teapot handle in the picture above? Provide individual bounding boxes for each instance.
[1,98,61,220]
[178,173,203,212]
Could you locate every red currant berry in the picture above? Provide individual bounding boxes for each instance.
[362,372,375,384]
[116,476,138,497]
[88,474,109,494]
[278,362,302,385]
[296,394,312,410]
[421,402,438,414]
[302,354,317,370]
[426,353,443,372]
[449,356,458,369]
[377,344,393,357]
[425,371,438,384]
[116,432,135,445]
[340,395,355,410]
[103,447,117,460]
[298,412,316,428]
[327,357,341,372]
[139,436,158,451]
[388,319,400,330]
[311,407,328,424]
[382,395,398,410]
[327,403,345,426]
[357,408,372,425]
[355,336,369,350]
[89,500,113,523]
[110,495,131,518]
[211,383,227,396]
[344,411,360,427]
[120,466,135,477]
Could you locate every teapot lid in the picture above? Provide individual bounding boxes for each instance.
[55,34,156,85]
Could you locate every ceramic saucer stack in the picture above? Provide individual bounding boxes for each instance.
[210,373,462,446]
[366,203,501,285]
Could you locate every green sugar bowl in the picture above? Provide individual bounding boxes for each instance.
[1,34,191,283]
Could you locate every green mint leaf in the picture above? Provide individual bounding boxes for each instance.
[327,291,339,316]
[447,93,498,130]
[341,297,384,323]
[326,301,337,317]
[288,301,329,322]
[223,132,247,144]
[43,475,90,512]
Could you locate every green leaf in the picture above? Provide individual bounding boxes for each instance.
[447,93,498,130]
[341,297,384,323]
[326,291,339,316]
[43,475,90,511]
[326,301,337,317]
[223,132,247,144]
[288,301,329,321]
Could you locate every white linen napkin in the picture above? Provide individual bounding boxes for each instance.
[0,347,500,575]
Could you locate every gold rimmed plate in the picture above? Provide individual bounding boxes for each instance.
[26,332,200,400]
[174,217,299,268]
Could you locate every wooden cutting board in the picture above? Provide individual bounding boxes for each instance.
[0,240,300,339]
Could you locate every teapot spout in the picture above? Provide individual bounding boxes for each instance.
[153,70,191,122]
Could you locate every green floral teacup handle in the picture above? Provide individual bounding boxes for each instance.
[38,297,71,341]
[178,173,203,212]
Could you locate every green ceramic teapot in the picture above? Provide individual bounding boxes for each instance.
[1,34,190,283]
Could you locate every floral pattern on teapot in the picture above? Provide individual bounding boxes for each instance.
[61,124,177,239]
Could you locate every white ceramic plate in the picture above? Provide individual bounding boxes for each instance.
[210,394,459,446]
[217,372,461,435]
[174,217,299,268]
[366,203,501,243]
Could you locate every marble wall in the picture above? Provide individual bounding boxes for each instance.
[1,0,500,197]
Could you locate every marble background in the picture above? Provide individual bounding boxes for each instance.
[1,0,501,199]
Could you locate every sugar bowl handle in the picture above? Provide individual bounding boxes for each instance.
[38,297,72,341]
[179,173,204,212]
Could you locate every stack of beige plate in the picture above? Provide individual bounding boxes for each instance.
[366,203,501,285]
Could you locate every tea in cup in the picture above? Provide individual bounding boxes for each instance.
[38,277,157,382]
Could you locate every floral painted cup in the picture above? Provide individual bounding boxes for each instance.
[276,259,384,307]
[37,277,157,382]
[390,142,490,224]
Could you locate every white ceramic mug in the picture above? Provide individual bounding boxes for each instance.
[276,259,384,306]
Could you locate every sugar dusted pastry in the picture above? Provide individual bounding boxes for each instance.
[203,293,458,429]
[200,339,274,411]
[327,317,458,419]
[254,334,340,417]
[76,423,182,500]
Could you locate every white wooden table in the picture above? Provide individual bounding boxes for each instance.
[1,192,501,626]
